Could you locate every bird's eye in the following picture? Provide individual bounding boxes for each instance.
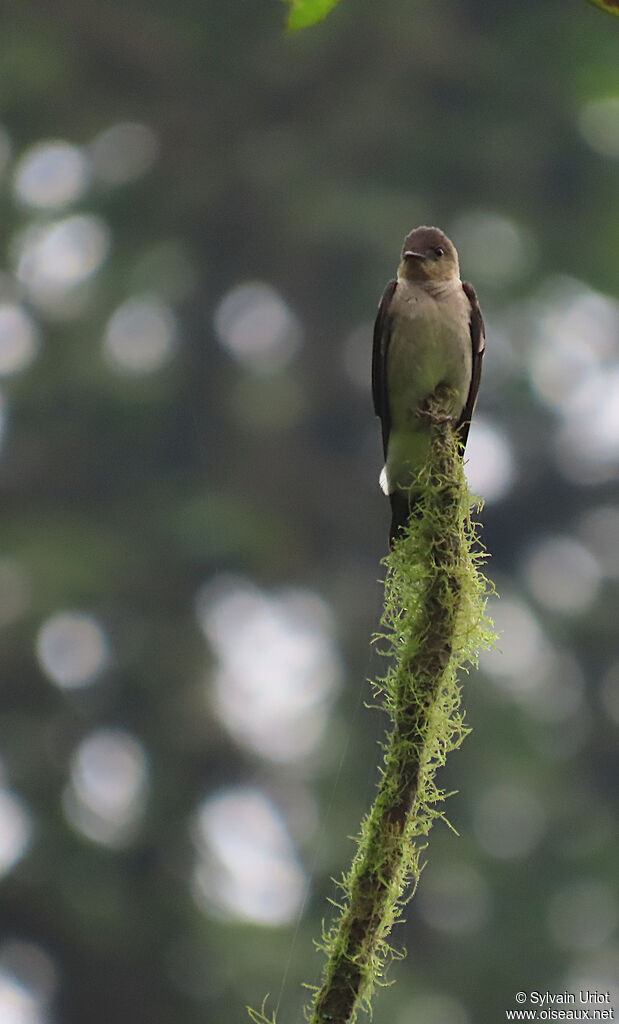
[434,246,445,258]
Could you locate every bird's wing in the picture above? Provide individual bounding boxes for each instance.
[372,279,397,459]
[457,281,486,449]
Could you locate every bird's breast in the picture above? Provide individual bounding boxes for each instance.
[387,284,471,429]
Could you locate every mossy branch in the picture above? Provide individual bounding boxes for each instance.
[304,391,495,1024]
[248,392,494,1024]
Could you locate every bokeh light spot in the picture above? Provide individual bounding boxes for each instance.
[516,648,585,723]
[465,417,515,503]
[473,782,546,859]
[0,788,32,878]
[0,941,57,1024]
[522,535,601,615]
[528,708,593,763]
[565,966,619,1018]
[13,140,89,209]
[579,96,619,160]
[89,122,159,185]
[103,295,177,375]
[197,576,341,762]
[0,305,41,376]
[14,215,111,309]
[417,862,490,934]
[64,729,149,847]
[192,787,305,926]
[548,880,618,951]
[480,594,551,690]
[450,211,531,287]
[555,368,619,484]
[0,971,43,1024]
[36,611,109,690]
[214,282,301,373]
[524,278,619,483]
[398,993,470,1024]
[579,505,619,580]
[527,279,619,412]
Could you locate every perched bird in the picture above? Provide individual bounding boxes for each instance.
[372,226,485,544]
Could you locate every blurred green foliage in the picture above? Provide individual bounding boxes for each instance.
[588,0,619,17]
[285,0,343,32]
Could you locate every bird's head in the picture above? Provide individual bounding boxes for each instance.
[398,226,460,284]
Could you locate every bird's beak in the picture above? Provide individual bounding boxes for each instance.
[403,250,426,261]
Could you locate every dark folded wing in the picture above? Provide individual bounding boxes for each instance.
[457,280,486,449]
[372,279,397,459]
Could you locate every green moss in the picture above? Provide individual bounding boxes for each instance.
[248,999,279,1024]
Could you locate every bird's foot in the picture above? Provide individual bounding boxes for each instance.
[416,385,457,423]
[415,400,453,424]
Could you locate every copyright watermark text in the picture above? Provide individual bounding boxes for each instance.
[505,990,615,1021]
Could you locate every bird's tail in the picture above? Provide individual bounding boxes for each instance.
[389,491,413,547]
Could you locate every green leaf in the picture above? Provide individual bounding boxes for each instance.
[285,0,343,31]
[588,0,619,15]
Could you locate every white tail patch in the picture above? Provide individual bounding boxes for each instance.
[379,465,390,495]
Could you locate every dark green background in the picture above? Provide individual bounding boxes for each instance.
[0,1,618,1022]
